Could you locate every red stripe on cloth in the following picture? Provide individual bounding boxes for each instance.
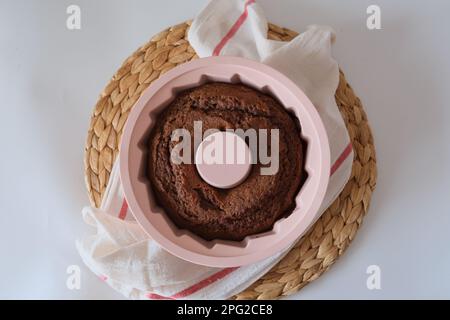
[146,293,175,300]
[98,274,108,282]
[118,198,128,220]
[212,0,256,56]
[330,142,353,176]
[170,267,239,299]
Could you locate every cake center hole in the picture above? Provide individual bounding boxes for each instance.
[195,132,252,189]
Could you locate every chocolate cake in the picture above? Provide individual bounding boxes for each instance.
[148,83,304,241]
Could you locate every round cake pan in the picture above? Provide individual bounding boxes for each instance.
[120,56,330,267]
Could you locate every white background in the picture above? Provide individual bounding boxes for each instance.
[0,0,449,299]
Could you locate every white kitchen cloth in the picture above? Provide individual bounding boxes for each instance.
[77,0,354,300]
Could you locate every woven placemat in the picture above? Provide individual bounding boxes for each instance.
[84,21,377,299]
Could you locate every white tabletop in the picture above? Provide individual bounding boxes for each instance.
[1,0,449,299]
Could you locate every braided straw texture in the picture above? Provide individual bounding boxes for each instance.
[84,21,377,299]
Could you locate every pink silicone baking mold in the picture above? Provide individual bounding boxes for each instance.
[119,56,330,267]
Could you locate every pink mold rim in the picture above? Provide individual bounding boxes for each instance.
[119,56,330,267]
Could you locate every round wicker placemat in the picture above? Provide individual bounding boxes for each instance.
[84,21,377,299]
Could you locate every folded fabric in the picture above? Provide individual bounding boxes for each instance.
[77,0,353,300]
